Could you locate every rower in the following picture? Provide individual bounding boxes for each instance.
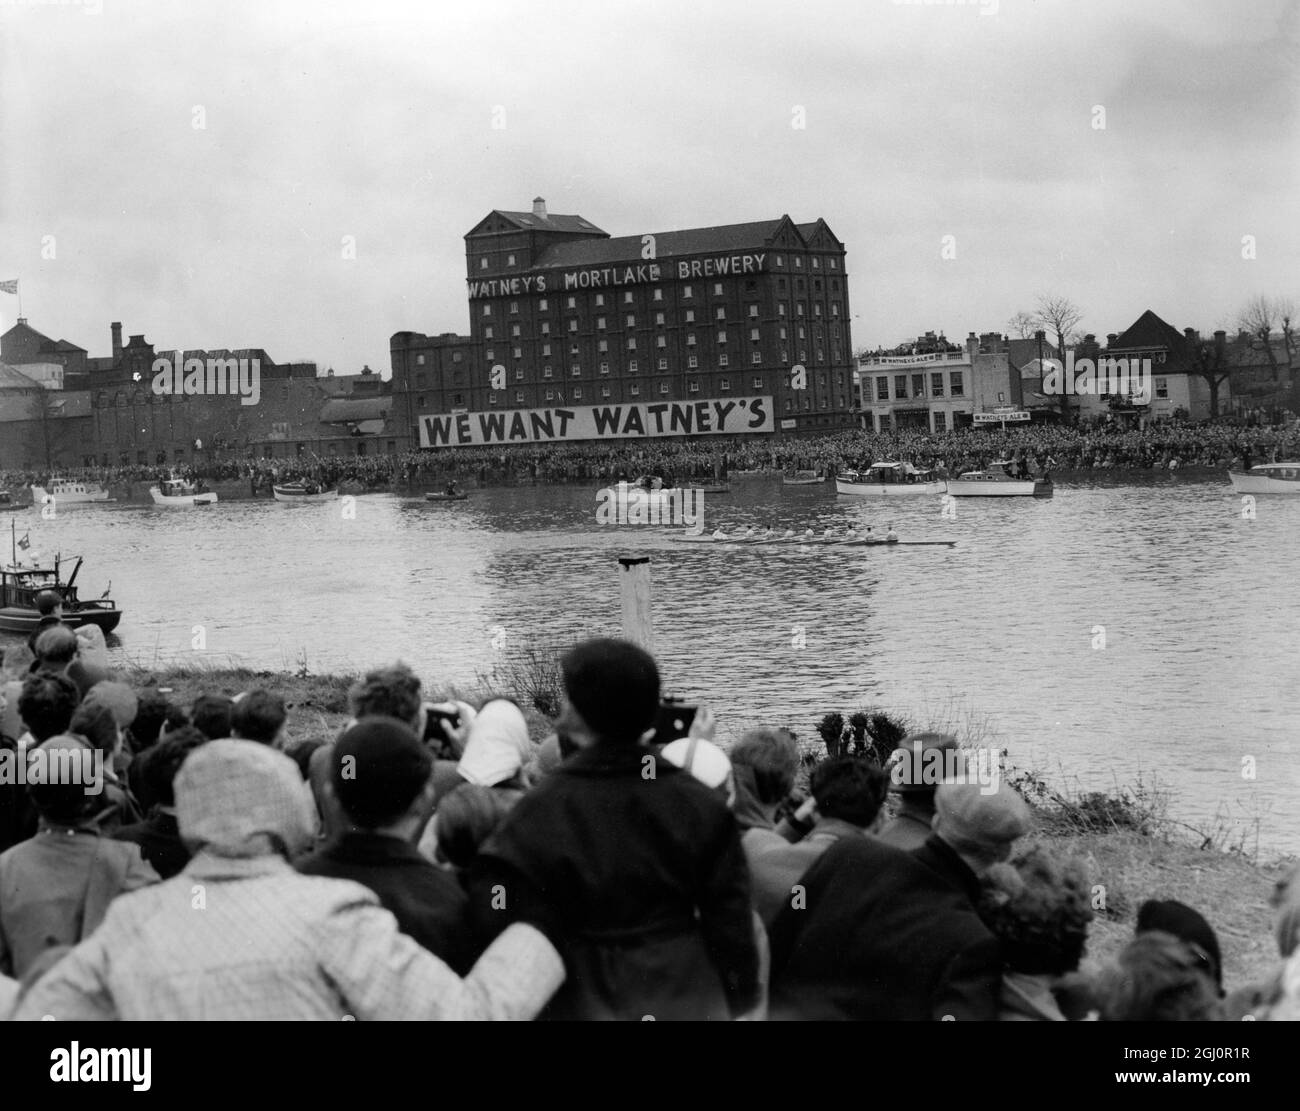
[886,524,898,543]
[712,528,727,540]
[804,528,816,539]
[445,480,459,496]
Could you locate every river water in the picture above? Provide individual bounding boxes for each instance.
[4,474,1298,852]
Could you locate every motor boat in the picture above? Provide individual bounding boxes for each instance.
[1227,461,1300,494]
[30,479,110,505]
[836,462,946,496]
[149,477,218,507]
[272,482,338,502]
[947,460,1052,497]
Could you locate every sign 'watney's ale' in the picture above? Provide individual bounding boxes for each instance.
[419,395,774,448]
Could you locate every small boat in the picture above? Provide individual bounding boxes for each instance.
[687,483,730,495]
[1227,461,1300,494]
[836,462,946,497]
[782,471,825,486]
[0,550,123,636]
[671,531,954,548]
[611,476,681,507]
[150,478,218,507]
[425,491,469,502]
[946,460,1052,497]
[30,480,110,505]
[0,492,11,505]
[272,482,338,503]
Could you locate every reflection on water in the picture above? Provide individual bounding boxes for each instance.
[5,474,1298,850]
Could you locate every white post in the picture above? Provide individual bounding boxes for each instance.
[618,555,654,652]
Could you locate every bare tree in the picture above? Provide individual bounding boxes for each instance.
[1034,295,1084,420]
[1276,298,1297,372]
[1186,330,1231,419]
[1007,311,1036,340]
[1239,295,1280,379]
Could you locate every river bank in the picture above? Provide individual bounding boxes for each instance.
[118,661,1296,992]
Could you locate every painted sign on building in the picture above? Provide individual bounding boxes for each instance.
[419,395,774,447]
[465,253,769,299]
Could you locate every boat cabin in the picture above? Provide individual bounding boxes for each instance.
[0,565,73,611]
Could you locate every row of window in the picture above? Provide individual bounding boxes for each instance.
[485,349,833,369]
[873,371,965,401]
[481,254,840,273]
[484,298,842,320]
[483,310,842,338]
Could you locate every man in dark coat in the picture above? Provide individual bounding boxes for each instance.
[768,778,1031,1021]
[876,733,963,852]
[468,638,759,1021]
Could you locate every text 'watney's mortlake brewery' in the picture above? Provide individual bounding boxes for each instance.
[419,395,774,447]
[390,197,857,442]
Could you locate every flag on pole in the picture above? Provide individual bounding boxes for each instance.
[0,280,18,295]
[17,532,31,550]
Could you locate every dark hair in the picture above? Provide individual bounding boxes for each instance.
[729,727,799,804]
[161,703,190,735]
[28,737,97,825]
[134,725,209,809]
[810,756,889,827]
[128,689,172,754]
[332,717,432,828]
[34,624,78,665]
[17,672,80,742]
[69,701,120,755]
[1136,900,1222,989]
[435,783,513,869]
[1098,931,1222,1021]
[560,638,659,744]
[232,689,287,744]
[190,694,234,740]
[35,590,63,617]
[283,736,327,780]
[348,664,422,727]
[977,845,1093,976]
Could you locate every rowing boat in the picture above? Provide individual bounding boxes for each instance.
[671,534,955,547]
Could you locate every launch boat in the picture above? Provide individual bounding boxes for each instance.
[0,546,123,637]
[835,462,946,496]
[1227,462,1300,495]
[272,482,338,502]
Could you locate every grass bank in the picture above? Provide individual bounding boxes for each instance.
[106,660,1295,991]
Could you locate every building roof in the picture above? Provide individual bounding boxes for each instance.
[0,362,42,390]
[1110,310,1185,351]
[491,210,608,235]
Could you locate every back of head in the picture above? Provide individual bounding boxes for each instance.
[190,694,234,740]
[69,700,120,756]
[458,699,531,787]
[35,590,63,617]
[175,738,315,859]
[810,755,890,828]
[1136,899,1222,990]
[17,671,80,742]
[730,727,799,805]
[332,716,432,828]
[129,688,172,753]
[28,734,99,826]
[886,732,962,798]
[978,844,1093,976]
[435,783,513,869]
[283,736,327,781]
[136,725,210,809]
[560,637,659,744]
[34,624,78,668]
[79,681,138,733]
[1098,931,1222,1021]
[231,688,287,745]
[933,778,1032,871]
[348,664,422,729]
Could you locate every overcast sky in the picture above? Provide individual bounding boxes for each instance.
[2,0,1296,375]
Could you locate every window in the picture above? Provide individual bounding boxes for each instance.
[452,351,463,363]
[568,320,578,332]
[489,394,498,405]
[541,323,550,335]
[630,383,640,396]
[600,386,611,398]
[509,301,519,314]
[545,389,554,401]
[482,304,492,316]
[689,381,700,394]
[814,305,822,317]
[686,333,696,347]
[657,358,668,371]
[779,327,787,340]
[778,305,786,317]
[717,330,727,344]
[597,316,606,330]
[415,353,426,366]
[876,377,889,401]
[812,257,820,269]
[452,394,464,407]
[752,377,763,389]
[912,374,924,397]
[930,372,944,397]
[831,304,840,317]
[566,296,576,309]
[817,350,824,363]
[830,259,838,270]
[656,336,666,348]
[949,371,964,396]
[713,282,723,295]
[484,326,494,340]
[598,340,608,353]
[599,363,610,375]
[571,364,581,377]
[748,305,759,318]
[688,354,698,368]
[719,354,729,366]
[542,343,551,356]
[799,349,807,361]
[797,304,805,317]
[683,284,693,299]
[1155,377,1168,399]
[776,255,784,268]
[894,375,908,399]
[716,307,726,320]
[624,292,634,304]
[573,386,582,399]
[507,254,516,266]
[511,324,520,337]
[486,348,495,360]
[480,258,489,270]
[933,411,946,432]
[515,367,524,381]
[627,337,637,350]
[685,309,695,323]
[752,352,762,364]
[795,257,803,268]
[750,328,760,341]
[798,327,806,339]
[539,298,548,311]
[626,314,636,327]
[416,395,426,407]
[595,294,605,307]
[653,288,663,301]
[513,347,522,359]
[629,359,638,372]
[543,365,553,378]
[720,378,730,391]
[659,382,669,395]
[653,312,664,326]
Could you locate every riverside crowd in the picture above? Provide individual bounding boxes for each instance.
[1,625,1298,1021]
[2,417,1297,495]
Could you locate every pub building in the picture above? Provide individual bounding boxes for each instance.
[390,198,856,447]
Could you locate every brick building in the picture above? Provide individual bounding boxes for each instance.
[391,198,856,447]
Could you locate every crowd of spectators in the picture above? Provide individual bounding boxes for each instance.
[1,628,1296,1021]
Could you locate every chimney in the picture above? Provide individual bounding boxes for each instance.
[1084,333,1095,345]
[1106,333,1118,346]
[1034,329,1045,342]
[111,322,123,361]
[533,196,547,218]
[1183,327,1198,343]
